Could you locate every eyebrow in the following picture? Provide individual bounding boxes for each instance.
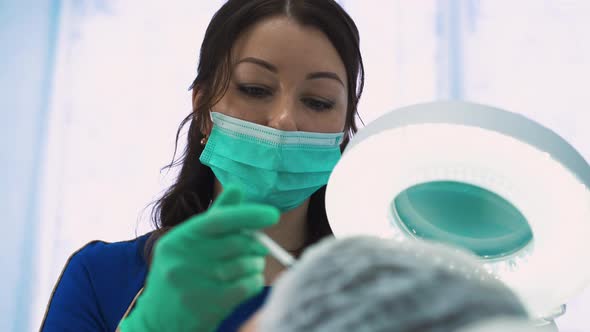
[306,72,345,87]
[236,57,278,73]
[236,57,345,87]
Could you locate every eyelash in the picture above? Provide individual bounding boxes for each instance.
[237,85,335,112]
[238,85,272,98]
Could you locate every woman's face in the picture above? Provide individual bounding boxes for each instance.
[205,15,348,134]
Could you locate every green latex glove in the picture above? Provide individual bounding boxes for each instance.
[118,186,280,332]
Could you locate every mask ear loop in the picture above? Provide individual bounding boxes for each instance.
[200,110,215,146]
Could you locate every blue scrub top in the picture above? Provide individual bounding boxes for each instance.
[41,233,271,332]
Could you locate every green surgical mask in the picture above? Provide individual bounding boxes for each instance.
[199,112,344,211]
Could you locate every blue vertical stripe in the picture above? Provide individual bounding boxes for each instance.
[435,0,465,100]
[12,1,62,331]
[448,0,464,99]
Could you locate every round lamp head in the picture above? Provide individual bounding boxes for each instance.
[326,101,590,320]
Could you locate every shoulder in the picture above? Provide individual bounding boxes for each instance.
[75,232,152,272]
[41,233,152,332]
[66,233,151,292]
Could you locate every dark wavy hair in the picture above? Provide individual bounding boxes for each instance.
[146,0,365,258]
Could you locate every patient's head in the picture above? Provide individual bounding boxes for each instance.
[251,236,530,332]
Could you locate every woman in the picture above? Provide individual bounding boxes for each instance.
[41,0,364,331]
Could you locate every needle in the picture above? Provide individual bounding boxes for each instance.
[252,231,296,267]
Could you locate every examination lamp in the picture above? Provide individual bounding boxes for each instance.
[326,101,590,325]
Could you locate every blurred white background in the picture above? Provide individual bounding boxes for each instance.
[1,0,589,331]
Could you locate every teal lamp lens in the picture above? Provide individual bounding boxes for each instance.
[391,181,533,259]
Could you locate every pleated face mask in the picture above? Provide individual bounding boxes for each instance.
[199,112,344,211]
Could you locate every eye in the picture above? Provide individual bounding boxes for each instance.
[302,97,335,112]
[237,85,272,99]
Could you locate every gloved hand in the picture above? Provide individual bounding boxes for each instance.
[118,186,280,332]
